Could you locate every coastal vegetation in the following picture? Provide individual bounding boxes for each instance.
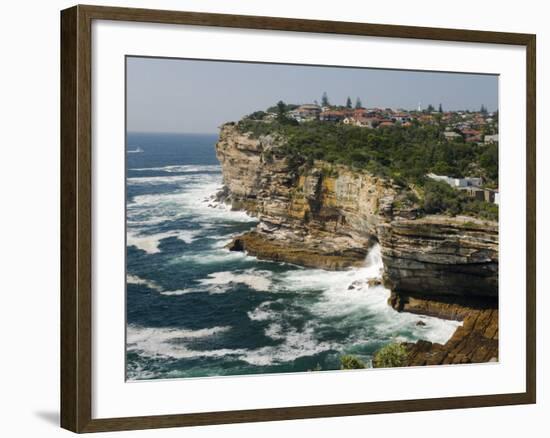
[340,355,367,369]
[216,119,499,368]
[237,118,497,185]
[421,180,499,221]
[373,343,408,368]
[237,115,499,221]
[340,344,409,370]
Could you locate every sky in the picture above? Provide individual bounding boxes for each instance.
[126,56,498,134]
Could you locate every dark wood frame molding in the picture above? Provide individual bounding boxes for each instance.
[61,4,536,433]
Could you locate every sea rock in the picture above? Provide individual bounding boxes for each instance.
[227,230,366,270]
[347,279,368,291]
[379,215,498,302]
[367,278,382,288]
[404,308,499,365]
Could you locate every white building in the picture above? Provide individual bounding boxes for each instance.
[484,134,499,144]
[443,131,462,141]
[427,173,483,188]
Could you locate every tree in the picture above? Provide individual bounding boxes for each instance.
[373,343,408,368]
[340,355,366,370]
[355,97,362,109]
[246,110,266,120]
[346,96,352,109]
[276,100,287,121]
[321,91,330,107]
[422,180,461,216]
[438,103,443,113]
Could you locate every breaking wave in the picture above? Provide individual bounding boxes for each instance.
[126,137,462,380]
[198,269,273,292]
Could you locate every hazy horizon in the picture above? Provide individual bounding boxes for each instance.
[127,57,498,134]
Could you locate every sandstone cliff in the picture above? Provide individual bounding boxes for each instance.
[216,123,395,269]
[405,305,498,365]
[215,122,499,365]
[215,123,498,303]
[380,215,498,319]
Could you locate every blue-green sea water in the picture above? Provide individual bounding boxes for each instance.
[125,132,460,380]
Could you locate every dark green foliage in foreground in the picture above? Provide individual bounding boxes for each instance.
[236,119,499,221]
[373,343,408,368]
[340,355,366,370]
[422,180,499,221]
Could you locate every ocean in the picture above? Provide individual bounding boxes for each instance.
[125,132,460,380]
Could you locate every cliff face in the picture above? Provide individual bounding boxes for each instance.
[216,123,395,270]
[215,123,499,306]
[405,305,499,365]
[380,215,499,315]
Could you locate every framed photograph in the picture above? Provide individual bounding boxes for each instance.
[60,4,536,433]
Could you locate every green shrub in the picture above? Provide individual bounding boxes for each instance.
[340,355,366,370]
[234,118,499,221]
[420,180,498,221]
[245,110,267,120]
[422,180,461,215]
[373,343,408,368]
[238,119,497,185]
[462,199,499,221]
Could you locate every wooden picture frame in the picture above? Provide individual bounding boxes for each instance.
[60,4,536,433]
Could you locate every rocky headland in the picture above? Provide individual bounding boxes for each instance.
[215,122,499,365]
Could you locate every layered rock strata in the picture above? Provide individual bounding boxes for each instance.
[216,123,498,299]
[216,123,394,270]
[215,123,499,364]
[405,307,499,365]
[380,215,498,305]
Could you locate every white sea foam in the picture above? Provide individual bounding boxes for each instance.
[127,172,256,233]
[158,289,195,296]
[129,241,461,370]
[279,245,461,345]
[239,323,335,366]
[247,301,276,321]
[177,249,250,265]
[264,323,286,340]
[127,229,199,254]
[127,325,236,360]
[130,164,221,173]
[198,270,273,292]
[127,174,202,185]
[128,325,231,342]
[127,325,244,360]
[127,274,197,296]
[127,274,163,292]
[127,166,463,372]
[127,322,334,366]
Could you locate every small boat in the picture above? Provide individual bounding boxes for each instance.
[127,146,144,153]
